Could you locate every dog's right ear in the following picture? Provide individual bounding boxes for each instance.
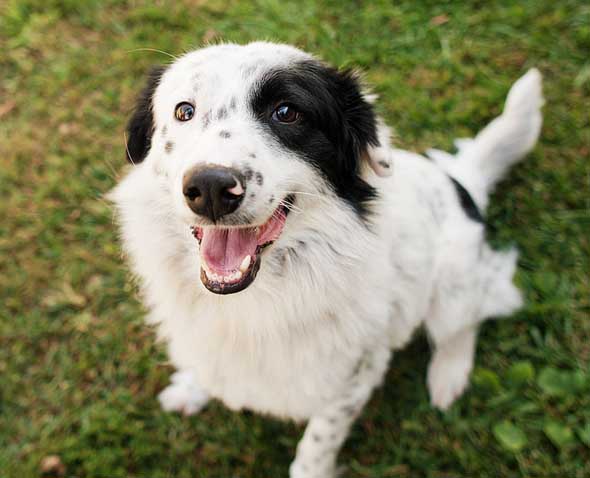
[125,66,166,164]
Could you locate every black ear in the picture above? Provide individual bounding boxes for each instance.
[323,68,381,215]
[332,68,380,172]
[125,66,166,164]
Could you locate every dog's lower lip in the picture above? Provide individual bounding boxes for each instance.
[193,195,294,294]
[199,251,262,295]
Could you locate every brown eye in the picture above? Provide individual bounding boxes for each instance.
[175,102,195,121]
[272,103,300,123]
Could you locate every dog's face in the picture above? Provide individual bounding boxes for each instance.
[124,42,391,295]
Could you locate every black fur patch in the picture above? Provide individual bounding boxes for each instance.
[449,176,485,224]
[250,60,379,217]
[125,66,167,163]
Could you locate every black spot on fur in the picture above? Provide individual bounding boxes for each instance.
[378,160,390,169]
[249,192,256,199]
[202,110,212,130]
[125,65,167,163]
[287,247,299,261]
[268,195,274,204]
[219,130,231,138]
[255,172,263,185]
[248,152,256,159]
[165,141,174,153]
[243,167,254,181]
[449,176,485,224]
[312,433,322,442]
[250,60,379,218]
[217,106,228,120]
[161,125,167,137]
[273,248,288,275]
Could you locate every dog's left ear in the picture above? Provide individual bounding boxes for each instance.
[125,65,166,164]
[362,117,394,177]
[336,70,393,178]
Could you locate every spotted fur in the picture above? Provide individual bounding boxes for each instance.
[110,42,543,478]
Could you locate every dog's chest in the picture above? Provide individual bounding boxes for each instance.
[164,279,394,420]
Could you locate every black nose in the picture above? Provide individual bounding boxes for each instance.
[183,166,245,221]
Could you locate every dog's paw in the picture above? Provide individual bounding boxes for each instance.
[158,370,210,416]
[427,349,472,411]
[289,460,338,478]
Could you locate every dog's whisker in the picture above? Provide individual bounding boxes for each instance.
[127,47,178,60]
[123,131,136,166]
[275,190,323,199]
[279,200,304,214]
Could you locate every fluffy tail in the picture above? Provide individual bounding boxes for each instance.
[427,68,544,211]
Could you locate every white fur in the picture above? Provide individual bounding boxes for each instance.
[110,42,543,477]
[158,370,210,415]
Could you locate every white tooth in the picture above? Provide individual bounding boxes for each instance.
[202,263,214,279]
[235,270,243,280]
[239,255,251,272]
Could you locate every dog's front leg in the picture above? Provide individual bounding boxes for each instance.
[289,348,391,478]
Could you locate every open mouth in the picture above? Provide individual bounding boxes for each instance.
[192,196,294,294]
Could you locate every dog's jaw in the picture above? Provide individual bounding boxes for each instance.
[193,196,293,294]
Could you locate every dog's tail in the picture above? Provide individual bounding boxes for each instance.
[427,68,543,211]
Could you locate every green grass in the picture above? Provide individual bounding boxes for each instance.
[1,1,588,477]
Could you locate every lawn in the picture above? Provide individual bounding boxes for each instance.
[0,0,588,477]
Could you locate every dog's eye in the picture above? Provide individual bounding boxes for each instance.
[272,103,300,124]
[175,102,195,122]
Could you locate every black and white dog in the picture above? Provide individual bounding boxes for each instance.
[111,42,543,477]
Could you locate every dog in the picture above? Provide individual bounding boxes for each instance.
[110,41,543,477]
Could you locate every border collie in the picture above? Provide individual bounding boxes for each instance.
[110,42,543,477]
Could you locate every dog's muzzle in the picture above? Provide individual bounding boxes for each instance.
[183,165,245,222]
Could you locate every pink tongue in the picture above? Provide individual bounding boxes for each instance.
[199,208,288,275]
[201,228,258,274]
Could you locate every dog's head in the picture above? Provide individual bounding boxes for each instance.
[123,42,392,295]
